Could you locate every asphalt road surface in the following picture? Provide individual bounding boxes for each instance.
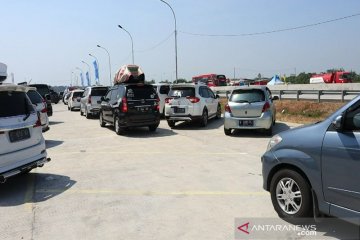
[0,104,356,240]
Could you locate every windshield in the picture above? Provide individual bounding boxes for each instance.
[231,89,265,103]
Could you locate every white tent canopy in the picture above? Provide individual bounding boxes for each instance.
[267,75,284,85]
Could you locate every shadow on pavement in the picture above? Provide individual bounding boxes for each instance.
[103,125,178,138]
[0,173,76,207]
[45,140,64,149]
[229,122,291,138]
[49,121,64,126]
[171,117,224,130]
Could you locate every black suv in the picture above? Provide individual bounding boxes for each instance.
[28,84,54,116]
[99,84,160,135]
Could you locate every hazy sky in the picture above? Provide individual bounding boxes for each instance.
[1,0,359,86]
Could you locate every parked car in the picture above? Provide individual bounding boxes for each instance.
[262,95,360,224]
[99,83,160,135]
[28,84,53,116]
[224,86,278,136]
[80,86,109,118]
[68,89,84,111]
[164,84,221,128]
[153,84,170,116]
[0,84,50,182]
[26,88,50,132]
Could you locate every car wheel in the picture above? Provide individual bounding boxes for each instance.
[149,124,159,132]
[215,104,222,119]
[114,116,125,135]
[68,105,70,110]
[167,120,176,128]
[85,108,90,119]
[224,127,232,136]
[80,107,84,116]
[99,112,106,127]
[200,109,208,127]
[270,169,312,218]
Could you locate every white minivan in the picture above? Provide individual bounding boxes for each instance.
[0,84,50,182]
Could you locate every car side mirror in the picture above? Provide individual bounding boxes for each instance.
[272,96,279,101]
[45,94,51,101]
[216,94,220,99]
[332,115,343,131]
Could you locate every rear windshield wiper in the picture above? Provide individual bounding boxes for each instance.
[23,97,31,121]
[235,100,250,103]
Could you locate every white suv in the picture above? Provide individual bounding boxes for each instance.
[0,84,50,182]
[164,84,221,128]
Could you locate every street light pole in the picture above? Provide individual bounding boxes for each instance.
[160,0,178,83]
[117,25,134,64]
[81,61,91,86]
[97,44,112,86]
[89,53,100,85]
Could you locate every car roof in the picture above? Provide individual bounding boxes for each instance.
[0,84,32,92]
[233,85,268,91]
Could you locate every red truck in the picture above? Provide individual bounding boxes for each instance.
[310,71,352,84]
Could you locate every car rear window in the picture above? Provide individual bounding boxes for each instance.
[29,85,49,97]
[27,90,43,104]
[73,91,83,97]
[159,85,170,94]
[126,85,157,100]
[231,89,265,103]
[0,91,34,117]
[169,87,195,98]
[91,88,108,96]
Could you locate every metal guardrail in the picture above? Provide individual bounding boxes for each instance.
[215,89,360,102]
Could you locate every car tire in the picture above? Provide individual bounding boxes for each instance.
[114,116,125,135]
[80,107,84,116]
[215,104,222,119]
[200,109,208,127]
[224,127,232,136]
[167,120,176,128]
[85,108,90,119]
[270,169,313,219]
[149,124,159,132]
[68,105,70,110]
[99,112,106,127]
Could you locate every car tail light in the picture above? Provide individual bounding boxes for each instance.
[121,97,128,113]
[155,97,160,111]
[88,96,92,104]
[225,104,231,113]
[262,102,270,112]
[41,99,47,113]
[33,113,42,128]
[165,98,173,104]
[186,96,200,103]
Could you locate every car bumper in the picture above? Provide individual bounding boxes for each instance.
[224,111,272,129]
[165,115,203,122]
[117,113,161,128]
[0,137,48,175]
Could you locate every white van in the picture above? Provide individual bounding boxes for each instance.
[0,77,50,182]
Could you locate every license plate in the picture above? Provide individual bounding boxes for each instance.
[138,107,149,112]
[239,120,254,126]
[174,107,185,113]
[9,128,30,143]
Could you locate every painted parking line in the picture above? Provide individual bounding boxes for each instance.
[47,151,249,155]
[35,189,268,196]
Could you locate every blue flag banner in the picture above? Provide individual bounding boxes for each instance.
[80,73,84,86]
[86,71,91,86]
[93,60,99,85]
